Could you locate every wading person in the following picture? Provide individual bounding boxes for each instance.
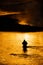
[22,40,28,53]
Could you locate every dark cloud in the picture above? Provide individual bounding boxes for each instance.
[0,0,43,27]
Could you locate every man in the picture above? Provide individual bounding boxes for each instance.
[22,40,28,53]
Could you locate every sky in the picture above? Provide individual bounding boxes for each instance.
[0,0,43,27]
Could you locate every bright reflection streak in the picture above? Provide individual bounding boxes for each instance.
[24,34,30,41]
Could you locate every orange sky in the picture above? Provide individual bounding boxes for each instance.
[0,11,21,16]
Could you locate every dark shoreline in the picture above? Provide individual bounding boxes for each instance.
[0,15,43,32]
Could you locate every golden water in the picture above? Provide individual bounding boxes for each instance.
[0,32,43,65]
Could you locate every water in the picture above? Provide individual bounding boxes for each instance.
[0,32,43,65]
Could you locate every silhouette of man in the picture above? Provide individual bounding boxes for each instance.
[22,40,28,53]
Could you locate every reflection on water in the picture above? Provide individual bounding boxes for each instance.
[0,32,43,65]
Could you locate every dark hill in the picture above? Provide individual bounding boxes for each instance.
[0,15,43,32]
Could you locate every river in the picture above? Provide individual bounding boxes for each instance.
[0,32,43,65]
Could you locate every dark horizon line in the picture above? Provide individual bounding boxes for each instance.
[0,25,43,32]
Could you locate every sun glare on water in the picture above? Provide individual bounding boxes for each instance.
[24,33,30,41]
